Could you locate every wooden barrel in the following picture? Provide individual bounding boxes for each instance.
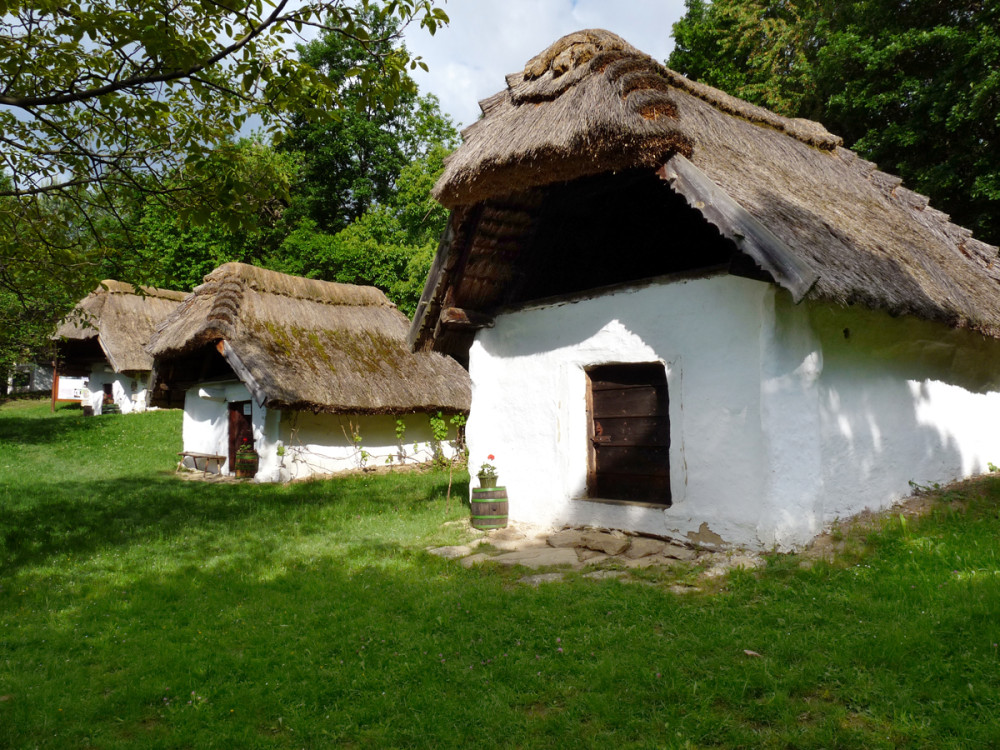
[470,487,508,530]
[233,452,259,478]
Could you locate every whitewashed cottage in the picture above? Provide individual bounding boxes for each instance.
[52,281,186,413]
[409,30,1000,550]
[147,263,470,480]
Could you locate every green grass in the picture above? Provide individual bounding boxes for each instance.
[2,400,1000,748]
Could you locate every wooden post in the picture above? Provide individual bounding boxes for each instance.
[50,360,58,412]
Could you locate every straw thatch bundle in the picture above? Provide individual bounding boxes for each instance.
[147,263,470,415]
[413,29,1000,357]
[52,280,186,373]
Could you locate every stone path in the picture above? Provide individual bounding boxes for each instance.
[428,520,765,587]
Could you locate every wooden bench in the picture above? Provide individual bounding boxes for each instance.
[177,451,226,475]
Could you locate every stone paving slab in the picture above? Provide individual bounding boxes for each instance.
[663,543,699,561]
[428,545,473,559]
[441,520,770,587]
[519,573,565,586]
[460,553,494,568]
[583,570,628,581]
[627,554,691,569]
[623,538,666,559]
[490,538,550,552]
[489,547,582,569]
[548,529,629,555]
[579,551,610,566]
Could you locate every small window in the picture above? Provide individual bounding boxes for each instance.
[586,363,670,505]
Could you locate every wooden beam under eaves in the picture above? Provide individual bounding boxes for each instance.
[439,307,495,330]
[220,341,268,409]
[658,154,819,303]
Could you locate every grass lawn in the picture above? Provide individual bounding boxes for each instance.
[2,399,1000,749]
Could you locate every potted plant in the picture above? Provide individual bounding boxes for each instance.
[477,454,498,488]
[234,438,259,478]
[471,453,507,529]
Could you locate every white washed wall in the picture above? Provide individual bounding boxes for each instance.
[467,275,1000,550]
[180,381,255,474]
[274,411,462,482]
[86,366,150,414]
[181,380,461,481]
[807,298,1000,533]
[9,363,54,394]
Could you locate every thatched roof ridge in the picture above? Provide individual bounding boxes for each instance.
[413,29,1000,354]
[210,262,391,307]
[435,29,842,210]
[149,263,470,415]
[52,280,186,373]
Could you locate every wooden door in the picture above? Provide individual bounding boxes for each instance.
[587,363,671,505]
[228,401,254,468]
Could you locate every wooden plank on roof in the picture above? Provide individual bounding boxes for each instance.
[220,341,268,409]
[407,214,464,352]
[658,154,819,303]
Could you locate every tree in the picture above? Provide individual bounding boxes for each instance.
[254,15,457,314]
[669,0,827,119]
[102,16,458,312]
[0,179,101,381]
[103,139,300,292]
[278,13,457,234]
[815,0,1000,246]
[0,0,446,204]
[270,143,453,316]
[668,0,1000,247]
[0,0,448,366]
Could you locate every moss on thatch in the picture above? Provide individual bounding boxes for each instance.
[148,263,470,415]
[412,29,1000,357]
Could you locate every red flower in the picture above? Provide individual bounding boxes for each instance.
[488,454,495,461]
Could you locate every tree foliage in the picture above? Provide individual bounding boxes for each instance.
[817,0,1000,246]
[106,18,457,317]
[271,143,453,316]
[0,0,446,203]
[670,0,827,119]
[104,139,299,292]
[0,178,103,379]
[279,13,456,234]
[668,0,1000,247]
[0,0,449,367]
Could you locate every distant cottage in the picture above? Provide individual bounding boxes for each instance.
[52,281,186,414]
[410,30,1000,550]
[148,263,470,480]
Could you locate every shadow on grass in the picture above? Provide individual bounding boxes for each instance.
[6,502,1000,750]
[1,472,466,575]
[0,541,634,749]
[0,406,138,446]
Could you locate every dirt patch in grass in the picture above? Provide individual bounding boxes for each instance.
[798,474,989,565]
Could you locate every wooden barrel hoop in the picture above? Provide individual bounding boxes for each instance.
[234,453,259,478]
[471,487,508,530]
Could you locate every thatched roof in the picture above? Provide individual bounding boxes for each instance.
[52,280,186,373]
[147,263,470,415]
[411,29,1000,360]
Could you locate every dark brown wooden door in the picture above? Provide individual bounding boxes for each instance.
[228,401,254,468]
[587,363,671,505]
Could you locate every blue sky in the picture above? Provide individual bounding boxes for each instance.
[404,0,687,129]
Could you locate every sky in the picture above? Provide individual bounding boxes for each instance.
[404,0,688,130]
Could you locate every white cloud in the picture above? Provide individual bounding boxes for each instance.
[405,0,687,129]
